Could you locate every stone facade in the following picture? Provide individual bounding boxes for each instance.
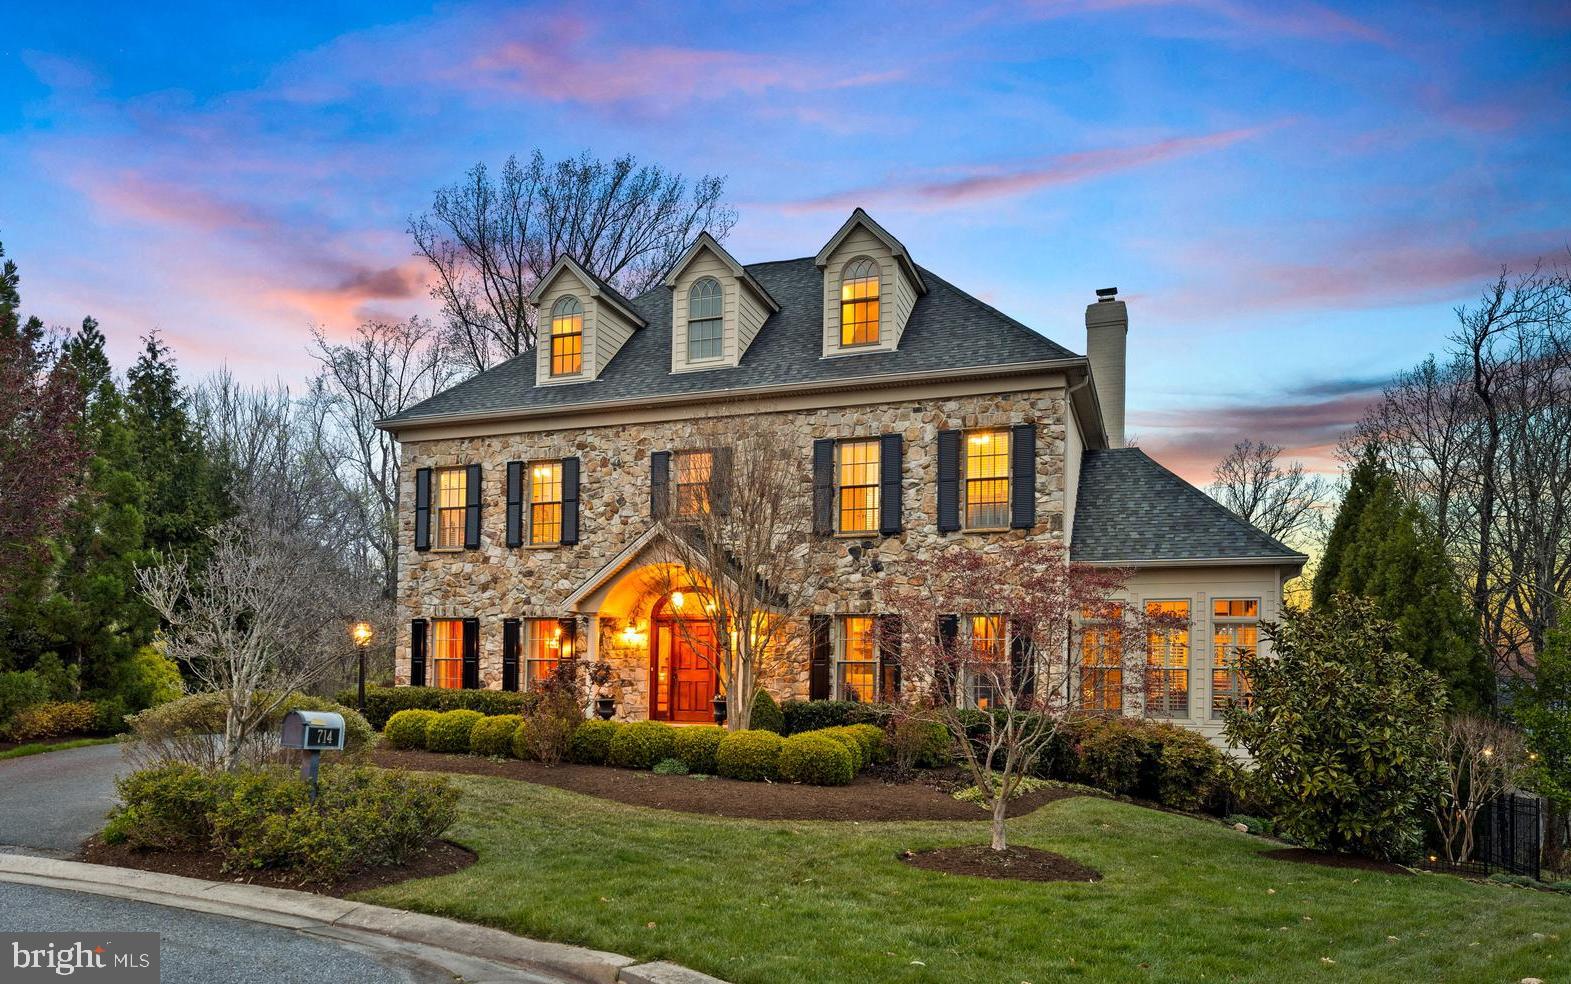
[395,383,1070,718]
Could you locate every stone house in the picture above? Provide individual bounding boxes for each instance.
[377,209,1304,742]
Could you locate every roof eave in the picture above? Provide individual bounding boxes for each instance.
[1076,555,1309,569]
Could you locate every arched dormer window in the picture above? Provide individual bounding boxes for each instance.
[687,278,723,361]
[839,257,880,346]
[549,295,583,376]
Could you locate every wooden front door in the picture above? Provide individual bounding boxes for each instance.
[652,611,717,723]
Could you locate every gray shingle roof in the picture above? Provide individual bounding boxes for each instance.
[381,257,1078,425]
[1071,448,1306,564]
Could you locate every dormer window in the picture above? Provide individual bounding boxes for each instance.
[839,257,880,347]
[687,278,723,361]
[549,296,583,376]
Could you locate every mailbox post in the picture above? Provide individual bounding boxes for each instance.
[280,709,346,801]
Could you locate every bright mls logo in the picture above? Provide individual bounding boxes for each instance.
[6,933,158,982]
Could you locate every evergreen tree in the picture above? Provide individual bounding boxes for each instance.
[1514,628,1571,867]
[1311,443,1382,609]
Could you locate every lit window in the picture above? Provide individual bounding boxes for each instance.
[837,439,880,534]
[966,614,1006,709]
[675,450,713,518]
[839,257,880,346]
[550,296,583,376]
[964,430,1010,528]
[436,468,467,549]
[1146,600,1191,718]
[1080,604,1123,714]
[687,278,723,361]
[525,619,566,689]
[1211,599,1259,717]
[530,461,562,545]
[836,616,878,702]
[432,619,463,689]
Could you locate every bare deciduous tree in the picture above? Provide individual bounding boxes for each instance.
[1209,439,1328,548]
[1429,714,1526,864]
[409,150,737,374]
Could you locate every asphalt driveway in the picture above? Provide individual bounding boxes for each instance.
[0,742,128,855]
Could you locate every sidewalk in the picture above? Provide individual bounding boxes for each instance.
[0,854,724,984]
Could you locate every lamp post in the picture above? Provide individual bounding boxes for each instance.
[351,621,374,711]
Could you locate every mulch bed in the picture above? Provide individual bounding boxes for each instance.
[77,837,476,897]
[371,747,1081,822]
[900,845,1103,883]
[1262,847,1412,876]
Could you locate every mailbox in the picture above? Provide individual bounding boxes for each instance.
[280,710,346,752]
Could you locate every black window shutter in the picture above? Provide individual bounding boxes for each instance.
[651,451,671,518]
[1011,423,1037,529]
[878,614,902,699]
[410,618,428,687]
[464,463,482,549]
[1009,618,1036,697]
[414,468,432,551]
[878,433,903,536]
[710,446,733,516]
[937,430,961,532]
[501,618,520,692]
[809,614,832,700]
[937,614,959,704]
[461,617,480,689]
[561,457,581,544]
[505,461,523,547]
[812,439,835,536]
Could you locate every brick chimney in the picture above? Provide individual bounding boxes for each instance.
[1085,287,1127,448]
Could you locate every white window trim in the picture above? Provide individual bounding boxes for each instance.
[961,428,1012,531]
[525,459,563,549]
[833,615,880,703]
[523,618,565,691]
[834,438,881,536]
[957,613,1008,709]
[1209,597,1260,719]
[1144,599,1193,720]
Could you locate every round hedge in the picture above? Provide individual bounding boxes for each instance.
[672,725,726,774]
[715,729,783,782]
[568,719,621,764]
[384,709,438,750]
[426,709,484,754]
[846,724,886,765]
[608,720,678,770]
[749,690,785,735]
[818,728,865,771]
[778,732,854,786]
[470,714,523,757]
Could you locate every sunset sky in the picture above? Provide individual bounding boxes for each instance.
[3,1,1567,482]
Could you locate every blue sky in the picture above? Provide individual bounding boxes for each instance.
[3,0,1567,480]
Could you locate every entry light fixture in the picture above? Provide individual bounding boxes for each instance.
[672,591,686,609]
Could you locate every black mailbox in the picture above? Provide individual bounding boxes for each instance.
[280,710,346,752]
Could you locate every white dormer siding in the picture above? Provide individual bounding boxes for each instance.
[664,233,777,374]
[529,257,644,386]
[815,209,926,360]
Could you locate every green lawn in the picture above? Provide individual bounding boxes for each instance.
[0,736,117,761]
[357,774,1570,984]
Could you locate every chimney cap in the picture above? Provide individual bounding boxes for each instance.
[1095,287,1119,301]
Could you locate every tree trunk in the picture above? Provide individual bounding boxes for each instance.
[990,796,1009,852]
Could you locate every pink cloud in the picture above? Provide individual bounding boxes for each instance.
[1018,0,1394,47]
[80,170,274,235]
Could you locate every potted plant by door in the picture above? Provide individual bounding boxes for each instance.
[595,694,616,720]
[581,660,615,721]
[712,693,728,726]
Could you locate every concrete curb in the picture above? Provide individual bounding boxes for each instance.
[0,854,728,984]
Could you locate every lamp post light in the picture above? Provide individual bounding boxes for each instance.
[351,621,374,711]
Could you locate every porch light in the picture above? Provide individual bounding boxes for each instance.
[350,622,374,647]
[1482,746,1494,759]
[672,591,685,609]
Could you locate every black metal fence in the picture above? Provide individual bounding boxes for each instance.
[1425,790,1543,880]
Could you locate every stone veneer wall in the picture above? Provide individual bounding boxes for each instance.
[396,386,1069,716]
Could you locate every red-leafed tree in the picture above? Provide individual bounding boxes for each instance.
[0,240,85,601]
[891,542,1160,852]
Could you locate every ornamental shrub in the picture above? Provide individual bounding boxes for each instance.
[889,714,953,770]
[92,696,130,736]
[781,699,890,735]
[5,700,99,741]
[815,728,865,771]
[520,689,581,765]
[778,732,854,786]
[110,644,184,713]
[845,724,885,765]
[1223,596,1446,862]
[0,670,49,733]
[1152,724,1224,812]
[106,763,239,850]
[653,757,689,776]
[384,709,438,749]
[749,690,786,734]
[673,725,726,774]
[426,710,485,754]
[715,729,783,782]
[1076,717,1158,798]
[342,686,539,730]
[608,720,678,770]
[124,692,373,770]
[470,715,524,757]
[568,719,621,764]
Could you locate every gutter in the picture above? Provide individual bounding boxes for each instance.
[1078,555,1309,569]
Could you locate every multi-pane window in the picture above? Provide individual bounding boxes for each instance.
[529,461,562,545]
[836,616,878,702]
[966,614,1006,709]
[674,450,713,518]
[525,619,565,689]
[435,468,467,549]
[839,257,880,346]
[837,439,880,534]
[687,278,723,361]
[1080,604,1124,714]
[964,430,1010,528]
[550,296,583,376]
[1145,600,1191,717]
[1211,599,1259,717]
[432,619,463,690]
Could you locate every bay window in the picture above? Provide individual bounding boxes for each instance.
[1079,604,1124,714]
[1211,598,1259,716]
[1145,600,1191,717]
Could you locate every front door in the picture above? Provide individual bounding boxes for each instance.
[652,615,717,722]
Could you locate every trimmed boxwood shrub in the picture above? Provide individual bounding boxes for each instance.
[844,724,884,765]
[715,729,783,782]
[816,727,865,770]
[608,721,678,770]
[425,710,484,754]
[672,725,726,774]
[470,714,523,757]
[652,757,689,775]
[778,732,854,786]
[749,690,785,734]
[890,717,953,769]
[781,699,890,735]
[384,709,438,750]
[342,686,540,730]
[1153,724,1224,812]
[124,692,374,770]
[568,719,620,764]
